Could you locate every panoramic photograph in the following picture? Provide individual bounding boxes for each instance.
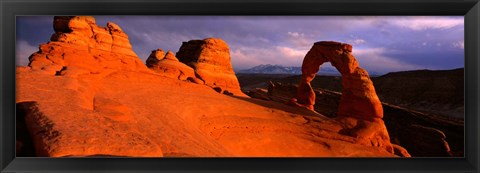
[15,16,464,157]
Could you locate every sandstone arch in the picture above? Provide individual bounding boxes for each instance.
[294,41,383,121]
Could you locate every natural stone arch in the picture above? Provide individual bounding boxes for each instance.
[293,41,383,121]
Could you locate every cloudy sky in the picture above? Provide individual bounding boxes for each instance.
[16,16,464,74]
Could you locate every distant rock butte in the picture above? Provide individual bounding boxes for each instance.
[176,38,244,96]
[290,41,393,153]
[28,16,149,76]
[146,49,196,81]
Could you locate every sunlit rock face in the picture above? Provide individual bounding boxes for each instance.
[146,49,196,81]
[176,38,245,96]
[20,16,164,157]
[294,41,383,120]
[16,16,402,157]
[28,16,149,76]
[291,41,392,153]
[145,48,166,67]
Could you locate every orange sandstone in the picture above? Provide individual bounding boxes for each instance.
[176,38,245,96]
[294,41,383,120]
[291,41,392,153]
[29,16,149,76]
[16,16,398,157]
[146,49,196,81]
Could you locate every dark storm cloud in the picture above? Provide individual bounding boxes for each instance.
[16,16,53,44]
[16,16,54,65]
[16,16,464,73]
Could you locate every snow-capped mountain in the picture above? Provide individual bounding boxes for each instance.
[238,64,302,74]
[237,64,342,76]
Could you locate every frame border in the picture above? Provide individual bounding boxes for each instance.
[1,0,479,172]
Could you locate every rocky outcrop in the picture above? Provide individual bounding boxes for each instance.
[28,16,149,76]
[292,41,383,120]
[239,71,464,157]
[16,17,402,157]
[373,68,464,119]
[400,124,452,156]
[146,49,165,67]
[19,16,166,157]
[248,82,397,155]
[176,38,244,96]
[17,67,399,157]
[290,41,392,154]
[382,102,463,157]
[146,49,196,81]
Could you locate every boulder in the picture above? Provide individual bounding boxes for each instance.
[176,38,245,96]
[28,16,149,76]
[146,49,165,67]
[164,50,179,61]
[146,49,196,81]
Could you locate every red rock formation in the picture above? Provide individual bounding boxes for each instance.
[291,41,392,154]
[28,16,149,76]
[176,38,245,96]
[145,49,165,67]
[146,49,196,80]
[164,50,178,61]
[16,17,401,157]
[17,68,399,157]
[294,41,383,120]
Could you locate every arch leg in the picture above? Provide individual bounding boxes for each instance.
[292,49,326,110]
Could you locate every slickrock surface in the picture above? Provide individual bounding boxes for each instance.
[176,38,244,96]
[17,68,398,157]
[16,16,398,157]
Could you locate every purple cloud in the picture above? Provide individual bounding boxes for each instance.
[16,16,464,73]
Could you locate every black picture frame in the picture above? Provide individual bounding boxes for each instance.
[1,0,479,172]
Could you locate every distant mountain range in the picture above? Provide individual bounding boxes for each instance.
[238,64,302,74]
[237,64,383,76]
